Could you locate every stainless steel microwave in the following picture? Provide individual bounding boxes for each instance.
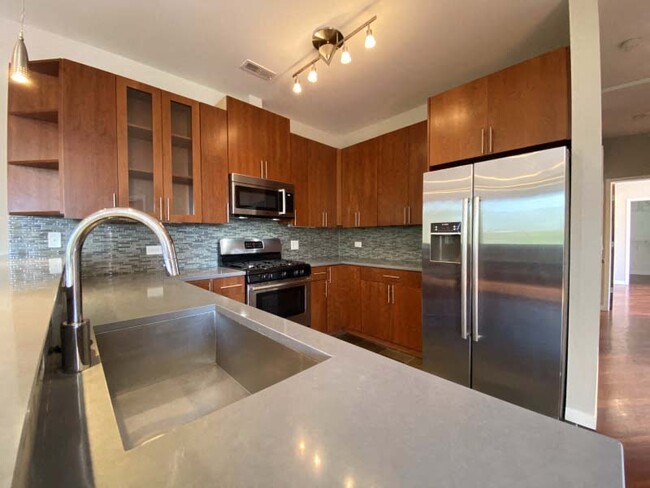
[229,173,295,219]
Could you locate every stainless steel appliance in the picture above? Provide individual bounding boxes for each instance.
[422,146,569,418]
[219,238,311,326]
[229,174,295,219]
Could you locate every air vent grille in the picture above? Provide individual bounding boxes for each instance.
[239,59,276,81]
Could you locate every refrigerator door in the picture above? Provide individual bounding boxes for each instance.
[471,147,569,418]
[422,165,473,386]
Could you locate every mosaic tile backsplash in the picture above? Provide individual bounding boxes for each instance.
[9,216,421,277]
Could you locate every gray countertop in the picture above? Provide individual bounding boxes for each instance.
[305,257,422,272]
[180,266,245,282]
[4,267,623,487]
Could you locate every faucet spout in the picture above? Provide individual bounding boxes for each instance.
[62,207,179,373]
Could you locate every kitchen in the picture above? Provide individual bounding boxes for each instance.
[0,0,632,486]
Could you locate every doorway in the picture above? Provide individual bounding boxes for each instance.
[597,177,650,487]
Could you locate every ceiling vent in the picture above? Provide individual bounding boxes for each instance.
[239,59,276,81]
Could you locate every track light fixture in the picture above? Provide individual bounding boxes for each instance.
[291,15,376,94]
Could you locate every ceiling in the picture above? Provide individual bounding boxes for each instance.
[600,0,650,138]
[0,0,569,135]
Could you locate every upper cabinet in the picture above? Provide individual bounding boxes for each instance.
[227,97,291,182]
[200,104,229,224]
[340,138,378,228]
[116,79,202,223]
[428,47,570,167]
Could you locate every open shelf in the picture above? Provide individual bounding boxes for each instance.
[9,110,58,123]
[8,159,59,170]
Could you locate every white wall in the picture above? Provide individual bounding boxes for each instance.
[630,200,650,276]
[613,180,650,283]
[604,133,650,180]
[564,0,603,429]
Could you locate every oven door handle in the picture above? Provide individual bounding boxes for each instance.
[248,277,311,293]
[279,189,287,215]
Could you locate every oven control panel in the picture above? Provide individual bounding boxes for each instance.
[247,265,311,284]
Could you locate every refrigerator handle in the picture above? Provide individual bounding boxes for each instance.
[472,195,481,343]
[460,198,471,340]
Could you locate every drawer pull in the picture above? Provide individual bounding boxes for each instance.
[313,272,327,276]
[219,284,243,290]
[382,275,400,279]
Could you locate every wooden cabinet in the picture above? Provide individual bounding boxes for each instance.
[376,121,427,226]
[327,265,361,333]
[340,139,378,227]
[486,47,570,154]
[117,79,202,223]
[291,135,338,228]
[187,276,246,303]
[60,60,118,218]
[428,47,570,166]
[310,277,329,333]
[199,104,228,224]
[227,96,290,182]
[359,267,422,352]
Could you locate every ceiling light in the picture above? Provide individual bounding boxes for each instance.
[290,15,376,94]
[341,44,352,65]
[364,26,376,49]
[307,64,318,83]
[9,0,29,84]
[292,77,302,94]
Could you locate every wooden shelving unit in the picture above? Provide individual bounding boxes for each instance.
[7,60,63,216]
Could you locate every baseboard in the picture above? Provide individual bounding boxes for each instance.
[564,407,596,429]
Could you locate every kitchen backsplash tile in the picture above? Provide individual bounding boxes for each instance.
[8,216,420,276]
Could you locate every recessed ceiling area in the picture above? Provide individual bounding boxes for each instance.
[0,0,569,135]
[600,0,650,138]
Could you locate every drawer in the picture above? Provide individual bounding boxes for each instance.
[310,266,330,281]
[360,267,421,288]
[188,279,211,291]
[212,276,246,303]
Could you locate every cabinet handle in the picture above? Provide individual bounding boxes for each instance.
[408,206,411,225]
[327,267,332,283]
[166,197,171,221]
[112,193,117,207]
[159,197,163,221]
[392,285,395,304]
[325,211,328,227]
[325,281,328,298]
[387,284,391,304]
[403,207,407,225]
[260,160,264,178]
[265,161,269,179]
[313,272,327,276]
[481,128,486,154]
[219,283,243,290]
[488,127,493,153]
[321,211,325,227]
[382,275,400,279]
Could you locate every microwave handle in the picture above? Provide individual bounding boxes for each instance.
[279,189,287,215]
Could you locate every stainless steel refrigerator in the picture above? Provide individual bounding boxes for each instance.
[422,146,569,418]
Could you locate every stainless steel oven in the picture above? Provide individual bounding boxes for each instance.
[247,277,311,326]
[229,173,295,219]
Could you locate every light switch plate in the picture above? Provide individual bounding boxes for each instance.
[290,240,299,250]
[47,232,62,249]
[146,245,163,255]
[354,241,362,248]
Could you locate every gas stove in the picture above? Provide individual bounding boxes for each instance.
[219,239,311,284]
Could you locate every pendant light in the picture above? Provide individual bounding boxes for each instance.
[340,44,352,65]
[364,25,376,49]
[10,0,30,84]
[292,77,302,94]
[307,64,318,83]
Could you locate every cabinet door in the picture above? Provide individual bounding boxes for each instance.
[341,140,378,228]
[361,280,392,341]
[487,47,570,153]
[264,110,291,182]
[162,92,202,223]
[407,121,428,225]
[428,78,488,166]
[392,284,422,351]
[378,127,409,226]
[116,78,164,217]
[310,279,329,333]
[188,279,211,291]
[212,276,246,303]
[226,97,265,178]
[340,144,360,227]
[199,104,228,224]
[60,60,118,218]
[290,134,309,226]
[328,265,361,333]
[308,140,337,227]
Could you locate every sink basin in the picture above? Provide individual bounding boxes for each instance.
[95,309,327,449]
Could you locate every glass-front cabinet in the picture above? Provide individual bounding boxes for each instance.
[116,77,202,222]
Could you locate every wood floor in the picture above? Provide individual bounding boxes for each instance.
[597,284,650,488]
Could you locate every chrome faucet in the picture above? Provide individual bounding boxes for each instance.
[61,207,180,373]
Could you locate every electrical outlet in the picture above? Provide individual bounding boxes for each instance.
[47,232,62,249]
[146,245,163,255]
[354,241,362,248]
[290,240,299,250]
[48,257,63,275]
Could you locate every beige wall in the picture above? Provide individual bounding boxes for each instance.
[564,0,603,429]
[604,133,650,180]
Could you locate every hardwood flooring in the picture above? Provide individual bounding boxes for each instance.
[597,284,650,488]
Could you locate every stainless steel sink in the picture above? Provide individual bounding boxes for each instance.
[95,309,327,449]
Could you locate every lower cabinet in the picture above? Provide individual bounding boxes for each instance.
[187,276,246,303]
[310,272,328,333]
[310,265,361,334]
